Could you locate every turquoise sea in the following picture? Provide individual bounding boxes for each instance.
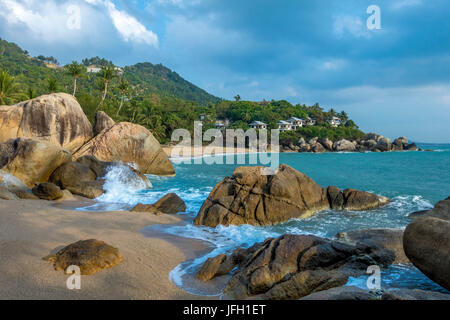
[81,143,450,296]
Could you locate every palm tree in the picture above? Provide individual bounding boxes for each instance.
[65,61,84,96]
[47,78,58,94]
[98,66,116,107]
[26,86,36,100]
[234,94,241,102]
[0,69,18,105]
[116,77,129,116]
[340,111,349,122]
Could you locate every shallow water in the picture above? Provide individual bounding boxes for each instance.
[79,143,450,296]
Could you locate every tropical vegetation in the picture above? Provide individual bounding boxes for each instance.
[0,37,364,144]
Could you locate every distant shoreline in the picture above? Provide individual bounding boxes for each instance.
[162,143,443,160]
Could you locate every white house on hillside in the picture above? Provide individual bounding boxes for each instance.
[306,117,316,126]
[328,116,342,127]
[86,65,102,73]
[215,119,231,130]
[278,120,294,132]
[249,121,267,130]
[286,117,305,129]
[86,65,123,75]
[115,67,124,76]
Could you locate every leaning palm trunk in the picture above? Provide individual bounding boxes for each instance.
[102,81,108,102]
[72,77,77,96]
[97,81,109,109]
[116,93,125,116]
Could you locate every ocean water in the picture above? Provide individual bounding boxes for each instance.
[80,144,450,296]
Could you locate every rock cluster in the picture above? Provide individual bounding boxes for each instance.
[282,133,420,153]
[194,165,389,227]
[0,94,174,201]
[197,234,396,300]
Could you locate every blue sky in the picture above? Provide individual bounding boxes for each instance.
[0,0,449,142]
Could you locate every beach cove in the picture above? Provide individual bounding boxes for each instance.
[81,144,450,297]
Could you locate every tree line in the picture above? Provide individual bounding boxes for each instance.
[0,62,363,145]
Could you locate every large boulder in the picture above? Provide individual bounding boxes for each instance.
[195,254,235,282]
[362,139,377,150]
[93,111,115,136]
[333,139,356,152]
[375,137,392,152]
[336,228,408,264]
[343,189,390,211]
[320,138,333,151]
[415,196,450,221]
[32,182,63,201]
[393,137,409,150]
[194,165,330,227]
[50,157,150,199]
[0,93,93,153]
[405,143,418,151]
[327,186,344,210]
[311,142,326,153]
[132,193,186,215]
[43,239,123,275]
[381,289,450,300]
[0,138,72,188]
[0,169,38,199]
[50,162,97,187]
[364,133,383,142]
[404,216,450,290]
[198,234,395,300]
[49,162,102,199]
[73,122,175,176]
[152,193,186,214]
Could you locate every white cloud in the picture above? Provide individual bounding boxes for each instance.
[390,0,422,11]
[318,59,347,71]
[0,0,158,47]
[103,1,158,47]
[164,14,250,55]
[0,0,81,42]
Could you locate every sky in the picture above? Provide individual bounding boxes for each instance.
[0,0,449,142]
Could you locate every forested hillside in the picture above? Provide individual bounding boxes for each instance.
[0,37,363,144]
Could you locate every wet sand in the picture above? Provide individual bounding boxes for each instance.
[0,199,213,300]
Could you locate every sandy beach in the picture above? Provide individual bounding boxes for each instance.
[0,199,211,300]
[163,145,261,159]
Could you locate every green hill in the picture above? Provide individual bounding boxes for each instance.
[0,37,220,106]
[124,63,220,105]
[0,37,363,145]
